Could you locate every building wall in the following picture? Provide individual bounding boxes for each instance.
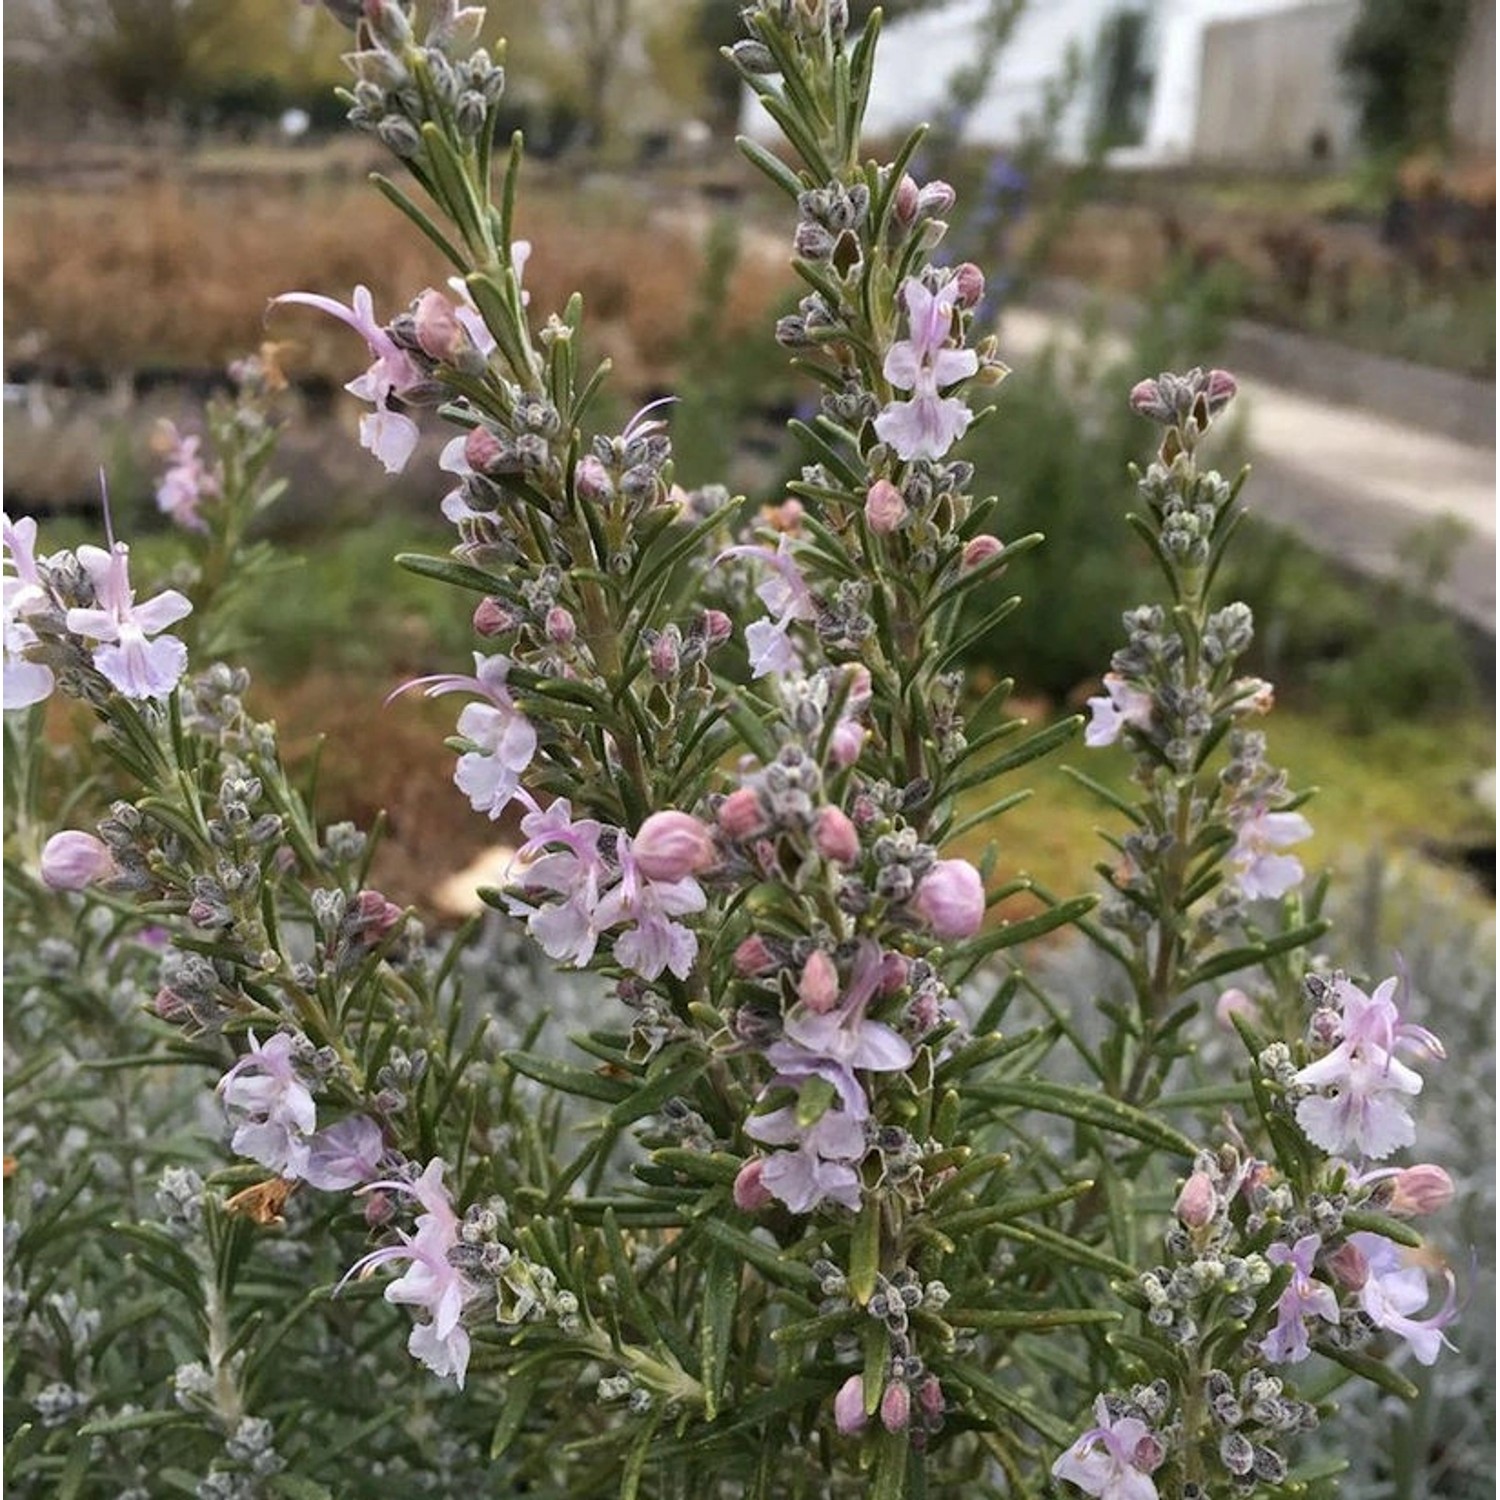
[1450,0,1496,153]
[1192,1,1360,163]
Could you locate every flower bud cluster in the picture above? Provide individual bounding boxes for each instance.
[341,3,505,154]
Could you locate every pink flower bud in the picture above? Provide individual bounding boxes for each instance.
[151,986,190,1023]
[880,1380,911,1433]
[734,935,777,976]
[1129,378,1168,420]
[864,478,907,534]
[961,534,1004,571]
[843,663,873,710]
[893,174,920,228]
[353,889,404,940]
[952,262,985,308]
[814,806,860,865]
[413,288,464,361]
[916,1374,944,1420]
[1174,1170,1218,1230]
[465,425,506,474]
[1133,1434,1166,1473]
[765,498,804,533]
[733,1158,773,1212]
[1388,1165,1455,1217]
[632,811,716,882]
[363,1189,395,1228]
[701,609,733,647]
[879,950,910,996]
[1327,1239,1369,1290]
[1214,987,1261,1031]
[473,597,513,637]
[829,720,866,770]
[718,787,768,841]
[912,859,985,940]
[1204,368,1238,414]
[40,831,115,891]
[574,454,613,504]
[545,606,576,646]
[798,950,841,1014]
[648,631,680,680]
[834,1374,868,1435]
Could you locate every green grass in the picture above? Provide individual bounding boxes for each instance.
[953,707,1494,910]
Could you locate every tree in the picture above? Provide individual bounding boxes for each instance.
[1340,0,1472,152]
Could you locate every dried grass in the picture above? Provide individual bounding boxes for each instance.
[4,168,794,393]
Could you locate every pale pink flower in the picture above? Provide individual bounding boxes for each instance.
[873,279,978,462]
[40,831,115,891]
[1230,807,1311,900]
[1292,974,1441,1161]
[719,536,816,679]
[1259,1234,1340,1364]
[765,941,913,1117]
[66,543,192,701]
[744,1104,867,1213]
[593,835,706,982]
[864,478,907,533]
[347,1159,476,1387]
[1085,674,1153,748]
[273,285,423,473]
[507,797,608,966]
[3,513,54,709]
[1343,1232,1457,1366]
[217,1031,317,1178]
[1052,1395,1161,1500]
[393,654,536,822]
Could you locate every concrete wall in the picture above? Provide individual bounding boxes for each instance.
[1193,1,1360,163]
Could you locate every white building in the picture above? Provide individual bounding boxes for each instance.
[743,0,1364,166]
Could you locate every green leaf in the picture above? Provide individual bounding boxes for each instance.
[944,1307,1121,1331]
[1340,1210,1423,1249]
[270,1478,334,1500]
[849,1191,882,1305]
[734,135,806,198]
[78,1409,193,1438]
[395,551,501,595]
[606,1054,706,1129]
[696,1218,817,1291]
[958,895,1099,964]
[1314,1344,1419,1401]
[488,1358,544,1459]
[944,1358,1075,1446]
[966,1078,1197,1156]
[699,1244,739,1422]
[1185,920,1331,988]
[504,1051,632,1103]
[871,1427,909,1500]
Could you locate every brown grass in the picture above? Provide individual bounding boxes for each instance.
[4,163,794,394]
